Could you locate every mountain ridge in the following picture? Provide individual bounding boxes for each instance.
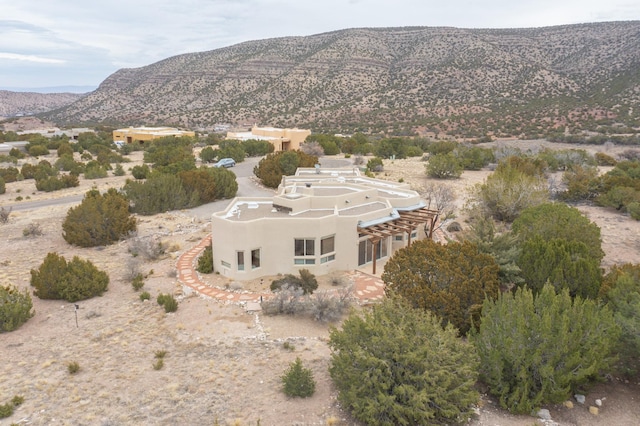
[33,21,640,137]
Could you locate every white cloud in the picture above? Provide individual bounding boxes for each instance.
[0,52,65,64]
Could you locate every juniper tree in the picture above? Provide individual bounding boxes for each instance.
[472,284,620,414]
[382,238,500,334]
[329,297,479,425]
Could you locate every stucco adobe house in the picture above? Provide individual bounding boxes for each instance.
[211,167,438,280]
[112,126,195,144]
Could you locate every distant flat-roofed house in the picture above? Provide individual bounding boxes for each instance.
[226,126,311,151]
[211,167,439,280]
[112,126,195,144]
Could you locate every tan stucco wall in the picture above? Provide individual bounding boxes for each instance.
[112,127,195,144]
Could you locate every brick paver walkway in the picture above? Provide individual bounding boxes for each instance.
[176,234,386,304]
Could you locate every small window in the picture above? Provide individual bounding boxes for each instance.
[320,236,335,255]
[321,254,335,264]
[394,235,403,241]
[237,251,245,271]
[411,231,418,238]
[251,249,260,269]
[295,239,315,256]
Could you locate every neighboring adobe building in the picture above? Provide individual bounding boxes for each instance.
[226,126,311,151]
[211,167,438,280]
[112,127,195,144]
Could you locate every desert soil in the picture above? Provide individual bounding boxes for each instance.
[1,142,639,425]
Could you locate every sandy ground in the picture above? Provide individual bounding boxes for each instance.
[1,143,639,425]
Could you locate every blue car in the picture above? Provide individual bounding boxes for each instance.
[213,158,236,168]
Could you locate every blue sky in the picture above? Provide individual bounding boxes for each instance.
[1,0,639,92]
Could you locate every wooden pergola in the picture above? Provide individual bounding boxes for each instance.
[357,207,439,274]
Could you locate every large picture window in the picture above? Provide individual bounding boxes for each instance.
[295,239,315,256]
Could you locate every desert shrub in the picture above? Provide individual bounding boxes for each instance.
[139,291,151,301]
[217,139,246,163]
[426,152,463,178]
[517,236,602,299]
[559,164,600,201]
[131,164,150,179]
[329,297,479,425]
[128,235,166,260]
[456,146,494,170]
[22,222,43,237]
[366,156,383,173]
[54,154,84,174]
[63,188,136,247]
[196,245,213,273]
[9,147,25,159]
[472,284,620,414]
[262,285,308,316]
[113,163,125,176]
[308,287,353,323]
[143,136,196,174]
[157,293,178,313]
[628,202,640,220]
[67,361,80,375]
[28,144,49,157]
[153,358,164,370]
[241,139,274,157]
[382,238,500,334]
[271,269,318,295]
[300,141,324,157]
[57,142,73,157]
[0,206,10,223]
[281,357,316,398]
[199,146,216,163]
[601,264,640,377]
[0,394,24,419]
[471,161,548,222]
[123,173,194,214]
[0,166,19,183]
[512,202,604,262]
[35,174,79,192]
[131,274,144,291]
[30,253,109,302]
[83,161,108,179]
[0,177,4,195]
[254,150,318,188]
[595,152,617,166]
[424,140,459,155]
[0,285,34,332]
[178,166,239,205]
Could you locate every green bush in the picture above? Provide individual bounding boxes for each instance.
[472,284,620,414]
[0,166,19,183]
[217,139,246,163]
[281,357,316,398]
[28,144,49,157]
[113,164,125,176]
[329,297,479,425]
[271,269,318,295]
[62,188,137,247]
[157,293,178,313]
[254,150,318,188]
[595,152,617,166]
[84,161,108,179]
[132,274,144,291]
[67,361,80,374]
[0,285,34,332]
[426,152,463,178]
[601,264,640,376]
[382,239,500,334]
[366,156,383,173]
[199,146,216,163]
[196,245,213,273]
[139,291,151,301]
[0,394,24,419]
[131,164,150,179]
[471,161,548,222]
[123,173,194,215]
[35,174,79,192]
[241,139,275,157]
[57,142,74,157]
[0,176,4,195]
[517,236,602,299]
[30,253,109,302]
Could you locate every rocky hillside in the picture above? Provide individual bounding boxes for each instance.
[44,21,640,138]
[0,91,84,118]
